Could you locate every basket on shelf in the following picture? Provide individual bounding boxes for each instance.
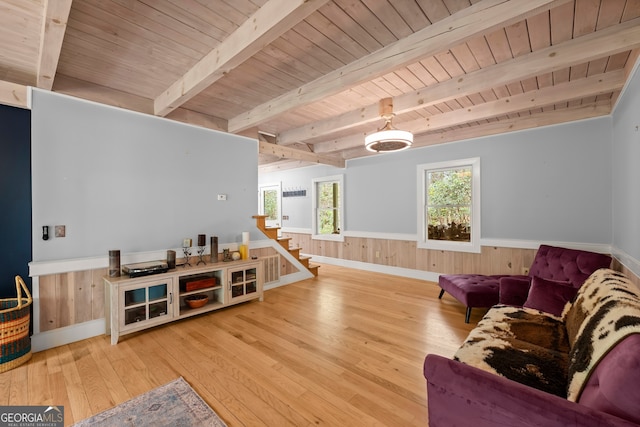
[0,276,32,373]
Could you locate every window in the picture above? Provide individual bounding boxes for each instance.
[312,175,344,241]
[417,158,480,252]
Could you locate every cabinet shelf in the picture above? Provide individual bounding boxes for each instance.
[179,285,222,297]
[179,300,225,318]
[105,259,263,344]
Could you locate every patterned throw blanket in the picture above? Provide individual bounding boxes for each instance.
[454,268,640,401]
[565,268,640,401]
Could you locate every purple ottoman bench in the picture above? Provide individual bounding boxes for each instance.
[438,245,612,323]
[438,274,515,323]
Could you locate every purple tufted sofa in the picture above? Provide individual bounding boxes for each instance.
[438,245,612,322]
[424,268,640,426]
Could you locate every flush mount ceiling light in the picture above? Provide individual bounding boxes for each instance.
[365,98,413,153]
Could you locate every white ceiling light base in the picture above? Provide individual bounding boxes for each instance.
[365,98,413,153]
[365,128,413,152]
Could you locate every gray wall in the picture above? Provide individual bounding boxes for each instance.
[261,116,612,244]
[32,90,258,261]
[612,63,640,263]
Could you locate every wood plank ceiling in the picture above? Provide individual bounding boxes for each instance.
[1,0,639,172]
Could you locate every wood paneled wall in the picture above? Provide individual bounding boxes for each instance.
[283,232,539,276]
[250,247,300,276]
[38,268,107,332]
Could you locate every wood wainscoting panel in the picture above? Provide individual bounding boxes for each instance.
[39,274,59,332]
[39,268,106,332]
[282,232,539,277]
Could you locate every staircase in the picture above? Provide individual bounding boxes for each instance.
[253,215,319,277]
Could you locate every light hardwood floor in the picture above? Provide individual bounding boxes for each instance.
[1,264,483,426]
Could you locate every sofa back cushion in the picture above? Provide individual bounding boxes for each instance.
[564,269,640,403]
[528,245,611,288]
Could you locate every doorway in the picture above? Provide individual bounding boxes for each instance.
[259,182,282,230]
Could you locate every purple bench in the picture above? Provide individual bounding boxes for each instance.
[437,245,612,322]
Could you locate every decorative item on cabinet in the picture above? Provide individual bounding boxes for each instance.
[109,250,121,277]
[182,238,192,267]
[210,236,218,263]
[185,294,208,309]
[196,234,206,265]
[167,250,176,269]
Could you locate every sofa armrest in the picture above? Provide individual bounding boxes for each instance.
[499,275,531,306]
[423,354,637,427]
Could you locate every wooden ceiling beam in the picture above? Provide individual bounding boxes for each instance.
[36,0,73,90]
[259,159,320,174]
[154,0,330,117]
[53,74,154,114]
[228,0,572,133]
[0,80,30,109]
[259,141,344,168]
[278,17,640,145]
[313,71,624,153]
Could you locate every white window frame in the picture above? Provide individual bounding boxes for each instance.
[312,174,344,242]
[417,157,481,253]
[258,182,282,229]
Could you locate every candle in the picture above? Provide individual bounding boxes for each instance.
[242,231,250,245]
[210,236,218,263]
[183,238,192,248]
[198,234,206,246]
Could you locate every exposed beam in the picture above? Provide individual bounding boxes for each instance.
[259,141,344,168]
[228,0,572,133]
[278,17,640,145]
[0,80,30,109]
[166,109,227,132]
[154,0,330,117]
[414,103,613,150]
[313,71,624,153]
[53,74,154,114]
[36,0,73,90]
[259,159,320,174]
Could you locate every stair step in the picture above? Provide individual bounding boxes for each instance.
[277,237,292,248]
[263,228,278,239]
[252,215,267,229]
[288,247,301,257]
[308,264,320,277]
[298,255,311,267]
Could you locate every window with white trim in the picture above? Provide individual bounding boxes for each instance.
[312,175,344,241]
[417,158,480,253]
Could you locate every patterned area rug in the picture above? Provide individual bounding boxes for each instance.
[72,377,227,427]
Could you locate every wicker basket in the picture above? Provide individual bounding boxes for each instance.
[0,276,32,372]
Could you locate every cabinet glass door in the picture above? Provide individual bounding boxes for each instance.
[123,282,170,326]
[231,270,245,297]
[246,268,257,294]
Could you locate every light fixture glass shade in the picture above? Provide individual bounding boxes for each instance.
[365,129,413,153]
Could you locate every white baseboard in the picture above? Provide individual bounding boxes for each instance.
[307,254,441,283]
[32,319,106,353]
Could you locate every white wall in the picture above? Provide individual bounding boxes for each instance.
[31,90,259,261]
[261,116,612,245]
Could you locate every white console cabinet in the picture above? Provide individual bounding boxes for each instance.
[104,259,262,344]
